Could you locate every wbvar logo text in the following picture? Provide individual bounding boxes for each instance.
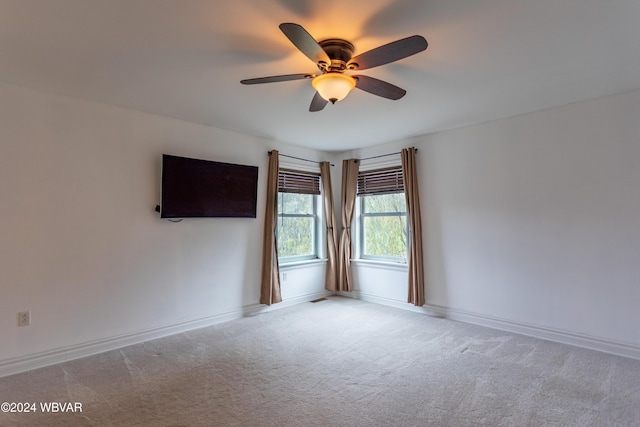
[40,402,83,413]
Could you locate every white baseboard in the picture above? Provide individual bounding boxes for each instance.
[342,290,640,360]
[445,307,640,361]
[338,290,448,318]
[0,290,333,378]
[5,289,637,378]
[243,290,334,317]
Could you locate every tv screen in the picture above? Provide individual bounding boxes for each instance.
[160,154,258,218]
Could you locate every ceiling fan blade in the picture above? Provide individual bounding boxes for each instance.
[353,75,406,100]
[279,23,331,66]
[309,91,328,112]
[240,73,313,85]
[347,35,427,70]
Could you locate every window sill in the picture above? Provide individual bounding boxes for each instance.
[279,258,327,270]
[351,259,408,271]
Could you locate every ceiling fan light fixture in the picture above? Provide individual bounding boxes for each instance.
[311,73,356,104]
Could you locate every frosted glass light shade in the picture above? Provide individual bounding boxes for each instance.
[311,73,356,103]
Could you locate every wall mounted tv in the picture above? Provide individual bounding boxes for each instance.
[160,154,258,218]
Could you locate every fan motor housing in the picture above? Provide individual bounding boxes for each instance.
[318,39,355,71]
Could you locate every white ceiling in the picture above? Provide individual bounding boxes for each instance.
[1,0,639,151]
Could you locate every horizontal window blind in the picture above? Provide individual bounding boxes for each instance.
[357,166,404,195]
[278,169,321,195]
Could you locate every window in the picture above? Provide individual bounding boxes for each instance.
[357,166,408,263]
[277,169,322,263]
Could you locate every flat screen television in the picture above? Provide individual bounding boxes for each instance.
[160,154,258,218]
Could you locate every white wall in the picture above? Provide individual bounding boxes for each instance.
[3,79,640,373]
[0,82,329,374]
[345,90,640,355]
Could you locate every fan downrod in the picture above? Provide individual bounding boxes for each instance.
[318,39,356,72]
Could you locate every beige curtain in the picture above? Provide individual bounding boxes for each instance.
[338,159,359,292]
[401,147,425,306]
[260,150,282,305]
[320,162,338,291]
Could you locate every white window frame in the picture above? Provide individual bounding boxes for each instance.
[276,167,324,265]
[355,162,408,264]
[358,192,408,263]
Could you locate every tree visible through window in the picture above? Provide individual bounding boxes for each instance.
[361,193,407,261]
[277,192,316,259]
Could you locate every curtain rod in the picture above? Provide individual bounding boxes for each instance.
[268,151,334,167]
[359,148,418,162]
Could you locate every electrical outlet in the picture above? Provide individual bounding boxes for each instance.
[281,272,287,281]
[18,310,31,326]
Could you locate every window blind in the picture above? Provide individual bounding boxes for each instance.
[278,169,321,195]
[357,166,404,195]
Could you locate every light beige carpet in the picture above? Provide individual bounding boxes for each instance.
[1,296,639,426]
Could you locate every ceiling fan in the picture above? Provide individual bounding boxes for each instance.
[240,23,428,112]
